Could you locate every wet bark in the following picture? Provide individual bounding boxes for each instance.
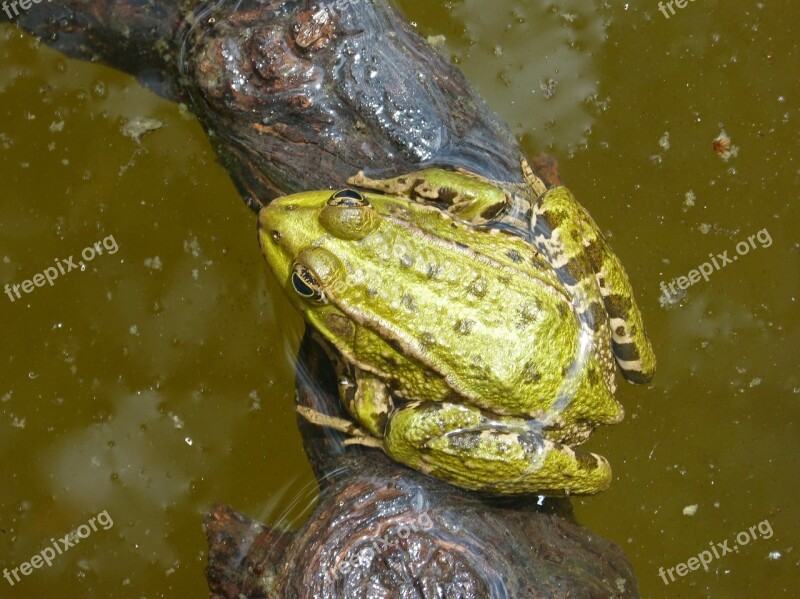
[7,1,637,597]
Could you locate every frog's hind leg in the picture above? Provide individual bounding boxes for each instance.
[530,185,656,384]
[347,168,510,224]
[384,401,612,496]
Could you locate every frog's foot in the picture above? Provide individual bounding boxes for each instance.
[384,401,612,496]
[296,405,383,449]
[531,186,656,384]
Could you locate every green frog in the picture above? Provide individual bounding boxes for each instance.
[258,161,655,495]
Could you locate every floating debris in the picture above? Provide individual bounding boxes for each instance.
[712,129,738,161]
[122,117,164,143]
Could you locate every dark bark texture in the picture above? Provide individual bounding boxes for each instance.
[6,1,638,597]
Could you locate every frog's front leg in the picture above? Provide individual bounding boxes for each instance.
[348,168,510,223]
[384,401,612,496]
[529,185,657,384]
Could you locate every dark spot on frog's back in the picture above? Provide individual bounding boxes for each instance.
[418,332,435,348]
[426,263,443,279]
[586,365,601,386]
[522,360,541,383]
[506,249,522,263]
[400,294,418,313]
[453,319,475,335]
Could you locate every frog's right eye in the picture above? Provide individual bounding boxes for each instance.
[327,189,370,207]
[291,263,326,303]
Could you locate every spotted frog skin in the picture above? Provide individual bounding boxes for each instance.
[258,162,655,495]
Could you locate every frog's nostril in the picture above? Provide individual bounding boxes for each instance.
[271,230,282,242]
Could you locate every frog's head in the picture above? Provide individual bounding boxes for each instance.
[258,187,380,309]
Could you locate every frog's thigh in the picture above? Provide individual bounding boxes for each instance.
[535,187,656,383]
[384,401,611,495]
[347,169,508,223]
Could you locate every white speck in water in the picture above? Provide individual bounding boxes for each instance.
[684,190,696,207]
[144,256,163,270]
[170,412,185,429]
[129,325,139,336]
[767,550,781,560]
[749,378,762,387]
[658,132,670,150]
[183,236,201,257]
[249,390,262,411]
[28,372,38,380]
[11,415,26,428]
[683,504,698,516]
[184,437,193,446]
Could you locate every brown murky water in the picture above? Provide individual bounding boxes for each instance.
[1,1,797,597]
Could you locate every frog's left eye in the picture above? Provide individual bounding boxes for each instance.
[291,263,327,303]
[327,189,370,207]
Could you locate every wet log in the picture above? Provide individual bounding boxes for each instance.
[7,1,638,597]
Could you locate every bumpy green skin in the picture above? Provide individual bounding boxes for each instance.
[258,166,655,495]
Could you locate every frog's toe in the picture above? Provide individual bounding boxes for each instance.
[385,401,611,496]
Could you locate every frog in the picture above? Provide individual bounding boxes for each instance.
[257,160,655,495]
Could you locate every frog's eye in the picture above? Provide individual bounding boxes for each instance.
[291,263,327,303]
[327,189,370,208]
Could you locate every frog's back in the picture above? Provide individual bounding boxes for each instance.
[325,198,620,426]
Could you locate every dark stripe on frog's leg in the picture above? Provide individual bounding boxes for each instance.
[591,256,657,384]
[347,169,509,224]
[384,401,612,495]
[528,201,617,391]
[534,187,656,383]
